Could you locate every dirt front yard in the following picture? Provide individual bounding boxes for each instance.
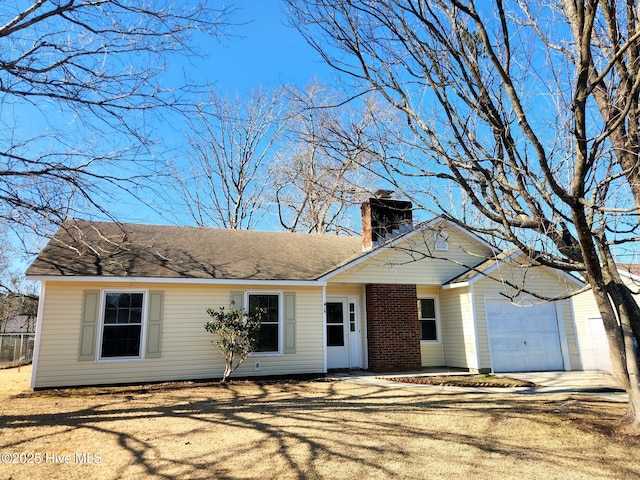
[1,366,639,480]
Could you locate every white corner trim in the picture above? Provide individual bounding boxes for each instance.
[469,287,481,371]
[30,282,46,389]
[322,286,327,373]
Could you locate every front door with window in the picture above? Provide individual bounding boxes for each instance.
[326,298,350,369]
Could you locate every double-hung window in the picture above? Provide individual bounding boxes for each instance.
[418,298,439,342]
[100,291,145,359]
[248,293,281,353]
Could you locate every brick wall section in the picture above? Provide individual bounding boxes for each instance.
[366,283,422,372]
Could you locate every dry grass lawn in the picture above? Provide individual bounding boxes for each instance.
[1,366,639,480]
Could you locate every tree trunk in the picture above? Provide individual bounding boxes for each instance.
[604,282,640,427]
[572,207,640,426]
[222,353,235,382]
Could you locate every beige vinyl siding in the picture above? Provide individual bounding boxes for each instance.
[330,228,492,285]
[571,273,639,372]
[571,289,599,331]
[439,287,478,370]
[416,286,443,366]
[33,282,325,388]
[571,288,599,370]
[420,343,443,366]
[471,266,580,371]
[326,284,365,298]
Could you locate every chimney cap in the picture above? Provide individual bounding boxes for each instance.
[373,189,394,199]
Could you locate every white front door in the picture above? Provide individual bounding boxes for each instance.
[348,300,361,368]
[326,298,350,369]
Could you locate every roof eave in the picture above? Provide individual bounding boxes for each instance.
[25,275,327,287]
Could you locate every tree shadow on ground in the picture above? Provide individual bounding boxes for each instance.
[1,379,639,480]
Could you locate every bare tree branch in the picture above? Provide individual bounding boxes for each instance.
[171,86,288,229]
[0,0,235,236]
[287,0,640,426]
[274,82,382,234]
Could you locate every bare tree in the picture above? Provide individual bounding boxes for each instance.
[173,87,288,229]
[0,1,234,236]
[287,0,640,426]
[0,293,38,334]
[274,82,389,234]
[0,245,37,333]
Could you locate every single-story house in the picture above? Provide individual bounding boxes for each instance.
[26,198,588,388]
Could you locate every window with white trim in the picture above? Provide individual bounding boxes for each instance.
[418,298,439,341]
[100,291,146,359]
[248,293,281,353]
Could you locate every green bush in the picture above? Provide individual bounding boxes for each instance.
[205,304,263,382]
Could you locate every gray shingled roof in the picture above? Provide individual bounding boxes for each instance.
[26,220,364,281]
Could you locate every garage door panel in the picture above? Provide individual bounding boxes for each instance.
[491,337,524,351]
[486,299,564,373]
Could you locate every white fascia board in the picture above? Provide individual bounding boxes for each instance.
[619,269,640,283]
[554,269,586,288]
[442,282,470,290]
[444,251,521,289]
[25,275,326,287]
[576,268,639,286]
[443,250,585,289]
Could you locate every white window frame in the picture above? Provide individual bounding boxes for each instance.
[97,289,148,362]
[246,291,283,356]
[418,297,441,343]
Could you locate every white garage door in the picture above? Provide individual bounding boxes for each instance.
[486,299,564,372]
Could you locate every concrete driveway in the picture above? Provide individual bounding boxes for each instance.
[500,370,626,400]
[330,369,628,402]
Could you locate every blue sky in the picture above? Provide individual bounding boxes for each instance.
[101,1,344,227]
[7,1,345,271]
[191,1,334,95]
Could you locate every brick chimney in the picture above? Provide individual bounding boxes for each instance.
[361,197,413,251]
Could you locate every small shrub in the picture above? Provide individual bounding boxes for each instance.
[205,304,263,382]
